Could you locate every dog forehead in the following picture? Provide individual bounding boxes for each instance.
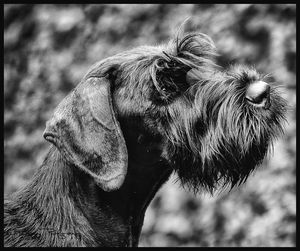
[116,44,168,62]
[129,44,165,55]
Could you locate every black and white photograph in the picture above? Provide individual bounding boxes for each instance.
[4,4,296,247]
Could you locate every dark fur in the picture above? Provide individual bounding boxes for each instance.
[4,28,287,247]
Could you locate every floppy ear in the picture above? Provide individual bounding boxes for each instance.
[43,76,128,192]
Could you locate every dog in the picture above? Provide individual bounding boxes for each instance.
[4,26,287,247]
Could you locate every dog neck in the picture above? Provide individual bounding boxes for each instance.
[7,143,171,247]
[116,119,173,246]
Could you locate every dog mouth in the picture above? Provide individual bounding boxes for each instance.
[245,81,271,109]
[246,95,271,109]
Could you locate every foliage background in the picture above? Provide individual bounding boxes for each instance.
[4,4,296,247]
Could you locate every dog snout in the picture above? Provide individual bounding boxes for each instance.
[245,81,271,108]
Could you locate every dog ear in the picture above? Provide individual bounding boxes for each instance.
[43,76,128,192]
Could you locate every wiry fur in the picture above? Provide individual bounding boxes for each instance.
[4,28,287,247]
[86,31,287,193]
[5,147,98,247]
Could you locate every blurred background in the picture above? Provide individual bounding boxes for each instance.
[4,4,296,247]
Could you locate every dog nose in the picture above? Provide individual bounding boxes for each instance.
[246,81,270,107]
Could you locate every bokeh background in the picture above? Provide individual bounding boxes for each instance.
[4,4,296,247]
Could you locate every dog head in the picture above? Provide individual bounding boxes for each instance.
[44,28,287,193]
